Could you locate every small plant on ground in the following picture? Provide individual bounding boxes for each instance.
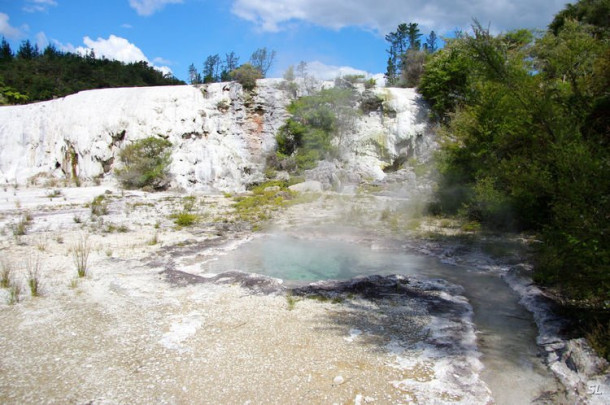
[8,281,22,305]
[1,259,12,288]
[172,211,199,227]
[231,180,296,229]
[73,235,91,278]
[46,189,62,199]
[90,195,109,216]
[12,213,31,237]
[148,233,159,245]
[286,293,298,310]
[26,257,42,297]
[116,136,172,190]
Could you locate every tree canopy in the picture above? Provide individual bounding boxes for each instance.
[189,47,275,86]
[385,23,438,87]
[417,1,609,356]
[0,39,183,105]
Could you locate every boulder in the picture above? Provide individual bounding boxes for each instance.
[288,180,323,193]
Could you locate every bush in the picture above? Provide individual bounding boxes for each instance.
[116,137,172,190]
[172,212,198,227]
[229,63,262,91]
[273,87,357,172]
[90,195,109,216]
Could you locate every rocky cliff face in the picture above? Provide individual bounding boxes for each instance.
[0,79,435,192]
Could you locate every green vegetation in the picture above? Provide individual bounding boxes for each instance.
[417,1,609,357]
[169,196,202,227]
[0,39,183,105]
[72,235,91,278]
[27,258,42,297]
[1,259,12,289]
[172,211,199,227]
[116,137,172,190]
[272,87,359,172]
[11,213,32,237]
[189,47,275,84]
[90,195,109,216]
[229,63,262,91]
[231,180,296,229]
[385,22,438,87]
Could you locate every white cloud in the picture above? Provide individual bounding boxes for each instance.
[153,56,172,65]
[0,13,25,39]
[35,31,49,49]
[79,35,149,63]
[305,61,372,80]
[121,23,134,29]
[231,0,567,34]
[73,35,173,75]
[129,0,183,16]
[23,0,58,13]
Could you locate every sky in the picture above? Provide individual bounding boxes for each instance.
[0,0,568,82]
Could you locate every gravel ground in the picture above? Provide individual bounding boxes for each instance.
[0,185,491,404]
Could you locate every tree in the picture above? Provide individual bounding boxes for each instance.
[17,40,38,60]
[42,44,61,59]
[385,22,424,86]
[221,51,240,81]
[296,61,308,79]
[407,23,422,50]
[401,50,427,87]
[425,31,438,53]
[385,24,409,86]
[203,54,221,83]
[283,65,295,81]
[0,42,184,104]
[188,63,201,84]
[385,56,399,86]
[0,38,13,62]
[549,0,610,37]
[250,47,276,77]
[229,63,262,90]
[418,37,473,120]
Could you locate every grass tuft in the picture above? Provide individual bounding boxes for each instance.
[1,259,12,289]
[73,235,91,278]
[26,257,42,297]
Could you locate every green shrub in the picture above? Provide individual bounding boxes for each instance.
[274,87,357,172]
[172,212,198,227]
[229,63,262,91]
[90,195,109,216]
[116,137,172,190]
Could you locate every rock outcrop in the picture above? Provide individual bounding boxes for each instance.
[0,79,436,192]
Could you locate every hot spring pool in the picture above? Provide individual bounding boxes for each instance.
[199,232,566,404]
[201,233,443,282]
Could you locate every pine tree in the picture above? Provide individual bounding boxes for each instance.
[0,37,13,62]
[426,31,438,53]
[203,54,221,83]
[407,23,422,50]
[188,63,201,84]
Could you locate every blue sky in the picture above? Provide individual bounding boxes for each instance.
[0,0,568,82]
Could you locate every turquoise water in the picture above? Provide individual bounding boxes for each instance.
[202,234,439,282]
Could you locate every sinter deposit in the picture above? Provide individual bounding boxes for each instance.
[0,80,434,192]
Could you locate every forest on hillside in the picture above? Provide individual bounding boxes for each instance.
[0,39,183,104]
